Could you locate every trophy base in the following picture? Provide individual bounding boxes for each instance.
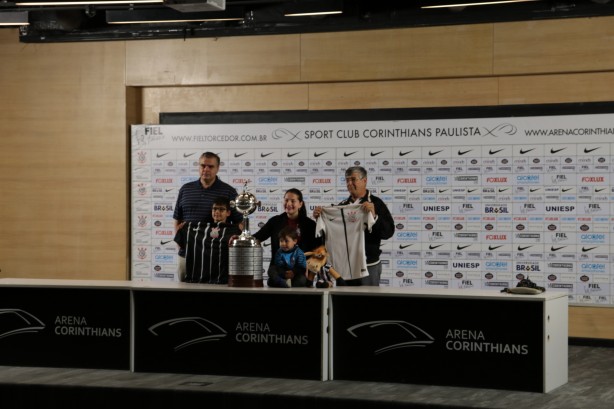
[228,275,264,288]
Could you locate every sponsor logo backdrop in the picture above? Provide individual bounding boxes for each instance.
[132,113,614,305]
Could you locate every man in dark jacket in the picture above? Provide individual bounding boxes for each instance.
[313,166,395,286]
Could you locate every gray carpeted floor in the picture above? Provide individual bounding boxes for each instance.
[0,345,612,408]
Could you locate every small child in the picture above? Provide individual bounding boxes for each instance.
[268,226,307,288]
[174,196,241,284]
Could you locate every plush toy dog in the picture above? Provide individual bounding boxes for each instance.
[304,245,346,288]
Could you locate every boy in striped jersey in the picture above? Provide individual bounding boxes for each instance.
[174,197,241,284]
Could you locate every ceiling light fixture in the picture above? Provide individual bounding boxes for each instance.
[422,0,540,9]
[284,0,343,17]
[164,0,225,13]
[106,7,243,24]
[15,0,162,6]
[0,11,29,26]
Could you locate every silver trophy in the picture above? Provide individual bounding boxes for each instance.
[228,182,263,287]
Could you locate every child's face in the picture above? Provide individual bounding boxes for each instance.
[279,235,298,251]
[212,205,230,223]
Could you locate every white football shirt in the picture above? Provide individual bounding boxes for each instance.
[315,203,375,280]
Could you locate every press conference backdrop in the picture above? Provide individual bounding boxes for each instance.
[131,109,614,306]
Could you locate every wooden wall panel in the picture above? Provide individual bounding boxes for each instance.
[3,13,614,338]
[569,306,614,339]
[126,35,301,86]
[499,72,614,105]
[301,25,494,82]
[309,77,499,110]
[0,30,127,280]
[494,16,614,75]
[141,84,309,124]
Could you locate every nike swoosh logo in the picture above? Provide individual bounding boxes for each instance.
[429,150,443,156]
[439,189,448,193]
[399,150,413,156]
[261,152,273,158]
[550,147,566,154]
[488,245,503,251]
[457,244,471,250]
[530,188,540,192]
[399,244,413,249]
[562,188,573,192]
[314,152,327,157]
[234,152,247,158]
[582,246,597,252]
[160,240,172,245]
[381,189,390,193]
[551,246,566,252]
[489,149,504,155]
[324,189,333,193]
[458,149,472,156]
[429,244,444,250]
[584,147,600,154]
[165,189,174,192]
[371,151,384,157]
[410,189,419,193]
[517,245,532,251]
[468,189,478,193]
[344,151,357,157]
[156,153,169,158]
[595,188,606,192]
[287,152,300,157]
[263,242,271,247]
[183,153,196,158]
[498,188,509,193]
[520,148,535,154]
[269,189,278,193]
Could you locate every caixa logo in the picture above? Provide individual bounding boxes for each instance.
[154,254,175,264]
[396,260,418,267]
[396,231,418,240]
[257,176,278,186]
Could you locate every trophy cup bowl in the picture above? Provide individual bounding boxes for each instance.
[232,189,258,237]
[228,183,263,287]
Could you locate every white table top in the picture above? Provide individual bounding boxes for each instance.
[0,277,567,301]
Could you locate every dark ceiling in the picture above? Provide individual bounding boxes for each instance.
[2,0,614,43]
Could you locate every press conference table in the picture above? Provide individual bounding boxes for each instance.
[0,278,567,392]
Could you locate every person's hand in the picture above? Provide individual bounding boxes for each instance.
[361,201,376,217]
[284,270,294,279]
[313,206,322,219]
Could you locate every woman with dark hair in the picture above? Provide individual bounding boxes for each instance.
[254,188,322,287]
